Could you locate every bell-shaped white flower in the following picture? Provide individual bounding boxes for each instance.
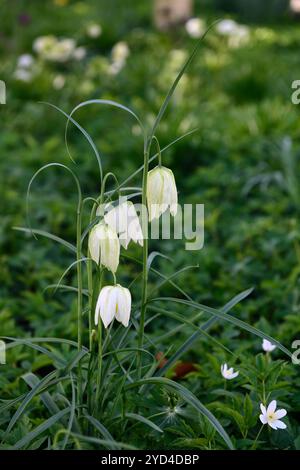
[262,339,276,352]
[259,401,287,430]
[88,222,120,273]
[95,284,131,328]
[221,363,239,380]
[147,166,178,221]
[104,201,143,249]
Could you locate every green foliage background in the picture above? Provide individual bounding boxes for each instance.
[1,0,300,450]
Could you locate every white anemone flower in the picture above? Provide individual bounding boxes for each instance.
[259,401,287,430]
[95,284,131,328]
[104,201,143,249]
[221,363,239,380]
[262,339,276,352]
[147,166,178,221]
[88,222,120,273]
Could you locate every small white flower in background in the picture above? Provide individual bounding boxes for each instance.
[109,41,130,75]
[216,19,239,35]
[87,23,102,38]
[221,363,239,380]
[33,35,76,62]
[104,201,143,249]
[17,54,34,68]
[33,35,57,54]
[73,46,87,61]
[88,222,120,273]
[14,68,33,82]
[216,19,249,48]
[259,401,287,430]
[53,74,65,90]
[147,166,178,221]
[185,18,205,38]
[95,284,131,328]
[111,41,130,63]
[262,339,276,352]
[50,38,76,62]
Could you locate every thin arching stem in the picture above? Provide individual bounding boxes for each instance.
[137,135,151,377]
[76,199,83,412]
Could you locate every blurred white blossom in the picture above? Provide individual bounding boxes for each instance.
[53,74,65,90]
[14,68,33,82]
[185,18,205,38]
[73,46,87,60]
[87,23,102,38]
[17,54,34,68]
[216,19,249,48]
[33,35,76,62]
[109,41,130,75]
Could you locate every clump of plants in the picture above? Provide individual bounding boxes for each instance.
[0,25,292,450]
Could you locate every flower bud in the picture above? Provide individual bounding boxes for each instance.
[147,166,178,221]
[88,222,120,273]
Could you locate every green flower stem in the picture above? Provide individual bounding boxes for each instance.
[137,142,150,378]
[251,424,264,450]
[95,267,103,412]
[76,201,83,411]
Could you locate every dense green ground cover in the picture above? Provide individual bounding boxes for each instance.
[1,0,300,450]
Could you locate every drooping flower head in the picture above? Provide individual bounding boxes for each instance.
[221,363,239,380]
[95,284,131,328]
[104,201,143,249]
[259,401,287,430]
[147,165,178,221]
[88,222,120,273]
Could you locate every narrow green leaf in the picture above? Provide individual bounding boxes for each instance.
[126,377,234,449]
[13,407,71,450]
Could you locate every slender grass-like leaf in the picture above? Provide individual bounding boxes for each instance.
[155,288,254,376]
[0,336,88,350]
[3,338,66,367]
[152,294,292,359]
[13,226,76,253]
[66,433,136,450]
[26,162,82,239]
[118,412,163,433]
[84,413,117,450]
[41,101,103,182]
[22,372,61,417]
[13,407,71,450]
[149,22,219,141]
[44,284,89,297]
[126,377,234,449]
[62,376,76,450]
[146,251,172,273]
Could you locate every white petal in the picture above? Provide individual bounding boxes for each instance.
[267,400,277,414]
[230,371,239,379]
[115,286,131,327]
[274,409,287,420]
[100,287,116,328]
[260,404,266,415]
[88,227,100,263]
[95,286,111,327]
[268,420,278,430]
[273,420,286,430]
[259,414,267,424]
